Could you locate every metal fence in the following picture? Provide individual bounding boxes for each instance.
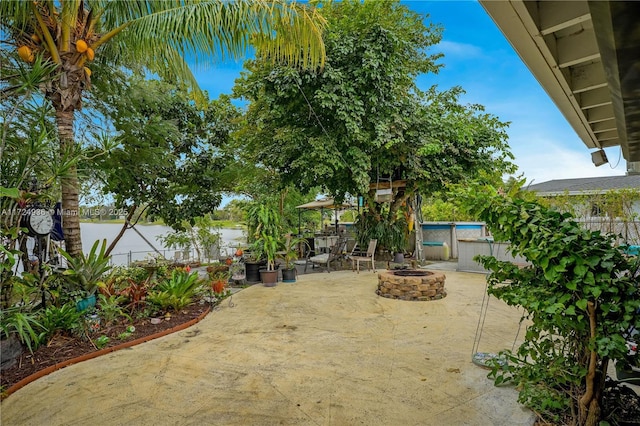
[109,244,225,267]
[577,219,640,246]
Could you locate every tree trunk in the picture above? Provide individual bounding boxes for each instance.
[56,109,83,257]
[579,301,601,426]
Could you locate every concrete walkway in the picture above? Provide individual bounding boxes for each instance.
[1,269,534,425]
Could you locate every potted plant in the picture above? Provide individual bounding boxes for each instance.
[243,243,267,283]
[280,234,308,283]
[246,203,282,286]
[256,234,279,286]
[209,269,230,296]
[59,239,112,311]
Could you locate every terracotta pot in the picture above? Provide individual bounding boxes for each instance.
[260,269,278,287]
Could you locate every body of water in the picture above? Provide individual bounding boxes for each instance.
[80,223,246,266]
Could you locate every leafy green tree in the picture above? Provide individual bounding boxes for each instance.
[234,0,514,251]
[221,199,249,223]
[89,76,240,230]
[1,0,326,256]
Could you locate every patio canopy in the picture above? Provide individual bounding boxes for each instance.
[295,198,355,210]
[295,198,356,235]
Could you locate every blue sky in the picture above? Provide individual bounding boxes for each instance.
[193,0,626,191]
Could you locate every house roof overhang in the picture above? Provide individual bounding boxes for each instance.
[479,0,640,162]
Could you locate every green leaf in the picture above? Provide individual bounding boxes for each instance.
[0,186,20,198]
[566,281,577,291]
[576,299,588,311]
[574,264,587,277]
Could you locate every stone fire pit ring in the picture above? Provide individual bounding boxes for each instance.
[376,269,446,301]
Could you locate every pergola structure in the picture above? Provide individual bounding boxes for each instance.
[479,1,640,173]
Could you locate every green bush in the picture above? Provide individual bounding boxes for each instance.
[59,239,112,297]
[147,269,203,312]
[36,303,83,345]
[0,307,43,353]
[462,185,640,425]
[97,294,131,326]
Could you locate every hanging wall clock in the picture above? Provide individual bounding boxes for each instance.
[22,207,54,236]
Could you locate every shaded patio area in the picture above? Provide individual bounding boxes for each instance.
[1,269,534,425]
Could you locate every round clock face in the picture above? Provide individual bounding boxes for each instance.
[28,208,54,235]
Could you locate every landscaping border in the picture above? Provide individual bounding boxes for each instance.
[3,306,211,398]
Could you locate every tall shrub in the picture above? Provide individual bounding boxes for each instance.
[463,185,640,425]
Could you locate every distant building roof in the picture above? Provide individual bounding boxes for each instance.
[527,175,640,196]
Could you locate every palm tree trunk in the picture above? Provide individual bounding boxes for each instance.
[56,109,83,257]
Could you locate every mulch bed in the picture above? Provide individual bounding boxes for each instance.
[1,302,210,398]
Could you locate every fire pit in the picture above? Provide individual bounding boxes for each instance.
[377,269,446,301]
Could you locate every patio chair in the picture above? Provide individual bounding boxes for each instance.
[345,238,359,256]
[351,239,377,273]
[305,236,347,273]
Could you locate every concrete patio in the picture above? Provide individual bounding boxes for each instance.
[1,267,535,425]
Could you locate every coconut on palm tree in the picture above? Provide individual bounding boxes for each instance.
[1,0,326,256]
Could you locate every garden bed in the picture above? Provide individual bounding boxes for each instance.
[1,302,210,399]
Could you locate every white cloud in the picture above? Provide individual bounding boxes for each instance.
[436,40,484,59]
[510,140,626,185]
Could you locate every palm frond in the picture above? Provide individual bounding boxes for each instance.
[93,0,325,86]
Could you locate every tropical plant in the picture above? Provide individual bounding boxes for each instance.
[210,270,230,295]
[1,0,326,257]
[246,203,284,271]
[94,335,110,349]
[36,303,83,345]
[147,269,204,312]
[117,278,150,316]
[462,184,640,425]
[0,307,42,353]
[280,234,308,269]
[254,234,280,271]
[59,239,111,297]
[247,203,282,244]
[96,294,131,326]
[353,209,407,256]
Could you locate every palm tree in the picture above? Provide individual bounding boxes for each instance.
[1,0,325,256]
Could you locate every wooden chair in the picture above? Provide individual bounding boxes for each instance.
[351,239,377,273]
[305,236,346,273]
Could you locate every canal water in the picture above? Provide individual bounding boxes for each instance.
[80,223,246,266]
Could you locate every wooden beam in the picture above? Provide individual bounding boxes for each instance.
[539,1,590,36]
[556,27,600,68]
[570,61,607,93]
[368,180,407,190]
[579,87,612,110]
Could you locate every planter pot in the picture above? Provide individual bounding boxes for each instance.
[282,268,297,283]
[260,269,278,287]
[76,294,96,312]
[245,260,266,283]
[393,253,405,264]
